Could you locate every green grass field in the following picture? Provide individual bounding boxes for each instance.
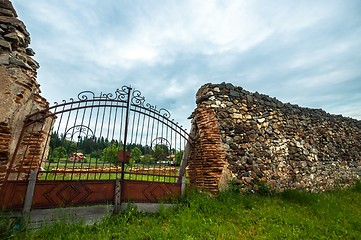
[39,172,179,182]
[2,181,360,239]
[40,158,180,182]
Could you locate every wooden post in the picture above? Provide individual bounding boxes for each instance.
[114,179,121,214]
[181,176,186,196]
[177,124,195,183]
[23,170,38,214]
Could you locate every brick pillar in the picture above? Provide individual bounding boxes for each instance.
[188,105,229,193]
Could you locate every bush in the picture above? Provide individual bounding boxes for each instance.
[228,179,243,192]
[90,151,101,158]
[102,144,121,165]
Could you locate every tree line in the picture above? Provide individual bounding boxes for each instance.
[49,132,183,166]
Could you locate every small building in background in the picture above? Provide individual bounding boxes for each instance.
[69,153,85,162]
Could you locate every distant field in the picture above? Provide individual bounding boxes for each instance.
[40,158,180,182]
[39,172,179,182]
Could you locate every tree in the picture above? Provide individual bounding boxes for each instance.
[102,144,122,165]
[64,140,77,155]
[51,146,67,159]
[140,154,153,164]
[99,137,106,149]
[82,137,94,154]
[90,150,101,158]
[175,150,184,165]
[153,145,168,161]
[49,132,62,148]
[130,147,142,166]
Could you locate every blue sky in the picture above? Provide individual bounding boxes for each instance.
[11,0,361,129]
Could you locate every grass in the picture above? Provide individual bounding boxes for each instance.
[1,181,361,240]
[40,158,180,182]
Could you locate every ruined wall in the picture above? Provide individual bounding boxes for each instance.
[187,105,230,194]
[189,83,361,193]
[0,1,49,188]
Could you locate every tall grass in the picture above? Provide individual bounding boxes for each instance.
[2,181,361,239]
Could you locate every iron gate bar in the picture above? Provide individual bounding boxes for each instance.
[22,103,191,143]
[48,102,66,181]
[121,86,132,182]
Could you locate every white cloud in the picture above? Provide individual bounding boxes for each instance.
[293,70,351,88]
[10,0,361,121]
[131,0,274,55]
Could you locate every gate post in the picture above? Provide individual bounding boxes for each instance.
[178,142,191,183]
[115,86,132,213]
[177,124,194,184]
[121,86,132,181]
[114,179,121,213]
[181,176,187,196]
[23,170,38,214]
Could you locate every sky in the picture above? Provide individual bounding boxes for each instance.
[11,0,361,130]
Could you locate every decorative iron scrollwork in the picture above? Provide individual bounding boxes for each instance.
[131,90,145,106]
[151,137,171,149]
[158,108,171,118]
[74,86,171,118]
[151,137,172,161]
[100,86,130,100]
[64,125,94,140]
[77,91,96,100]
[131,89,171,119]
[77,86,131,101]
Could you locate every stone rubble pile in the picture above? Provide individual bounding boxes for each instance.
[0,0,39,70]
[189,82,361,192]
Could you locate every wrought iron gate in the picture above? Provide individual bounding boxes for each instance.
[0,86,192,211]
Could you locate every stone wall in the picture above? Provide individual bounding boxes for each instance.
[0,0,49,188]
[188,82,361,193]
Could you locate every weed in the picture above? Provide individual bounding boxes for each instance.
[253,179,273,195]
[228,179,243,192]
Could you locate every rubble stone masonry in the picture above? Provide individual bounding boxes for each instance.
[188,82,361,193]
[0,0,49,189]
